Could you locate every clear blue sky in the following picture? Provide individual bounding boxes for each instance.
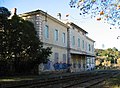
[1,0,120,50]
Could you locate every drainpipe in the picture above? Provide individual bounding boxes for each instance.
[67,28,70,65]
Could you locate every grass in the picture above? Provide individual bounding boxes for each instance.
[0,75,41,82]
[104,73,120,88]
[0,72,56,82]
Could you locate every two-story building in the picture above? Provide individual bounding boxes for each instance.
[20,9,95,72]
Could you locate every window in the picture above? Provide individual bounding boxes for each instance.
[87,58,89,64]
[45,25,49,38]
[73,63,76,68]
[54,53,59,63]
[54,29,58,41]
[78,38,80,47]
[72,36,75,46]
[62,33,65,43]
[63,54,66,63]
[78,63,81,68]
[36,21,39,25]
[92,45,94,52]
[86,42,87,51]
[89,44,91,51]
[82,40,84,49]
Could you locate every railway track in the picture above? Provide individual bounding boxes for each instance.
[62,73,114,88]
[1,70,120,88]
[64,70,119,88]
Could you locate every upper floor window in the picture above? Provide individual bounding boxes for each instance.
[82,40,84,49]
[72,36,75,46]
[54,29,58,41]
[92,45,94,52]
[89,44,91,51]
[45,25,49,39]
[78,38,80,47]
[62,33,65,43]
[86,42,87,51]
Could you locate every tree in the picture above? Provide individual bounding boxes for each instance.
[112,47,118,51]
[0,7,12,75]
[0,7,11,17]
[0,7,11,28]
[69,0,120,29]
[0,7,52,75]
[95,48,120,68]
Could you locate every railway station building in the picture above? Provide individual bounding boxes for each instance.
[19,9,95,73]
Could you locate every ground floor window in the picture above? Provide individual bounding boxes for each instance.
[73,63,76,68]
[54,53,59,63]
[63,54,66,63]
[78,63,81,68]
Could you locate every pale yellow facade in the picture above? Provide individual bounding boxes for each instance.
[67,22,95,72]
[20,10,69,71]
[20,10,95,72]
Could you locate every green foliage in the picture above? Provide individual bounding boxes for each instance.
[0,7,11,31]
[100,50,107,56]
[0,7,11,17]
[112,47,118,51]
[0,7,52,75]
[96,48,120,58]
[95,48,120,68]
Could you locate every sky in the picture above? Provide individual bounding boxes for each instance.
[1,0,120,50]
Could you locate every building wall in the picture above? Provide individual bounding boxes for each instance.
[42,16,68,65]
[43,44,67,63]
[42,19,67,48]
[86,37,95,70]
[20,10,68,71]
[69,27,85,52]
[86,37,95,55]
[70,54,86,72]
[20,10,95,72]
[67,23,95,72]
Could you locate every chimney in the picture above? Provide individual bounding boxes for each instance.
[57,13,61,19]
[11,8,17,15]
[13,8,17,15]
[8,8,17,19]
